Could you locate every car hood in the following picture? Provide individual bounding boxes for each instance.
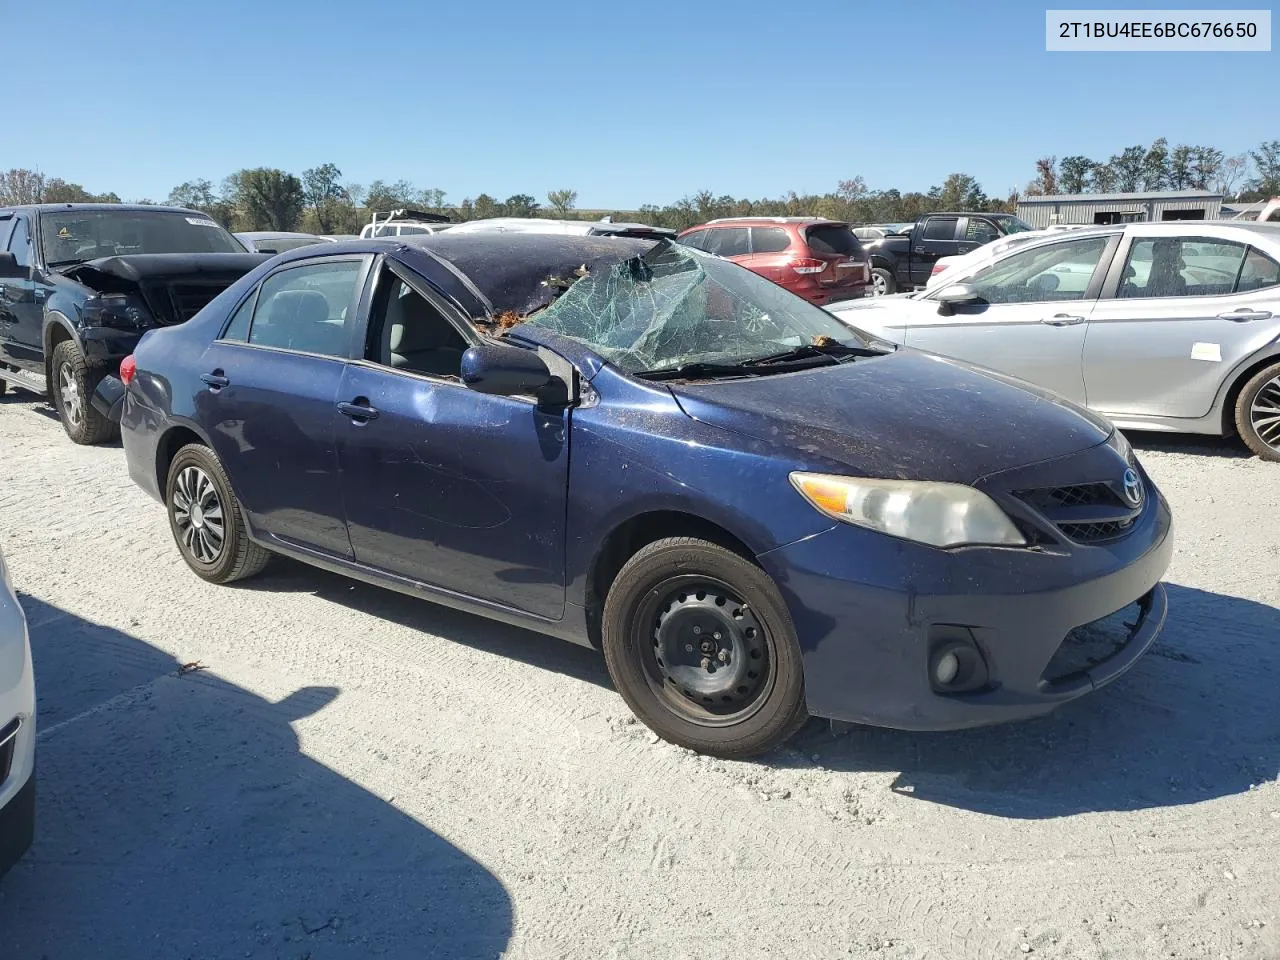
[666,349,1113,485]
[62,253,269,286]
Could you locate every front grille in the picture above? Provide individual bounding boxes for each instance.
[1042,597,1146,685]
[168,283,226,323]
[1022,483,1118,510]
[1059,519,1135,543]
[0,717,20,784]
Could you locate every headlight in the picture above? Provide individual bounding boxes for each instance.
[790,472,1027,548]
[81,293,152,330]
[1107,428,1136,468]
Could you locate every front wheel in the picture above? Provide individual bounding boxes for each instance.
[870,266,896,297]
[1235,360,1280,462]
[165,443,271,583]
[601,537,808,758]
[50,340,117,445]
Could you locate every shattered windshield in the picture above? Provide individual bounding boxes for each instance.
[41,210,244,264]
[520,243,874,374]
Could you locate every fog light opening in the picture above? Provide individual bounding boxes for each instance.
[928,637,988,694]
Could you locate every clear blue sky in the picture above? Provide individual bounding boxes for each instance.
[5,0,1275,207]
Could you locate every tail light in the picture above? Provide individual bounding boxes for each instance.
[119,354,137,387]
[789,258,827,275]
[931,263,948,275]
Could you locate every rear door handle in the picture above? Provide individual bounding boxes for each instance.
[337,399,379,422]
[201,372,230,389]
[1217,310,1272,322]
[1040,314,1086,326]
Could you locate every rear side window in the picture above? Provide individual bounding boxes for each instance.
[751,227,791,254]
[1118,237,1247,299]
[247,260,364,357]
[922,218,958,241]
[703,227,750,258]
[679,229,707,251]
[1238,247,1280,292]
[219,291,257,342]
[804,224,863,257]
[965,219,1000,244]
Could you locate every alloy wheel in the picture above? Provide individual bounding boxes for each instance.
[871,272,888,296]
[58,363,83,427]
[1251,374,1280,452]
[171,466,226,564]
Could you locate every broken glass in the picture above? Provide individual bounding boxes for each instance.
[521,243,873,374]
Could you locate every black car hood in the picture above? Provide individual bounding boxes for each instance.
[63,253,269,286]
[667,350,1113,485]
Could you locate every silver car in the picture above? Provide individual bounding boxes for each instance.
[831,222,1280,461]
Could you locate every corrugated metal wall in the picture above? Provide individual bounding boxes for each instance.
[1017,197,1222,228]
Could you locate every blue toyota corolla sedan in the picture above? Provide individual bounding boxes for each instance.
[97,234,1173,758]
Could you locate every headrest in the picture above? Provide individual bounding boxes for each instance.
[266,289,330,328]
[389,292,456,352]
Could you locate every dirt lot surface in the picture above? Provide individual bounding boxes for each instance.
[0,392,1276,960]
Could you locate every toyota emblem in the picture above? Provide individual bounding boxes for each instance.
[1122,468,1143,507]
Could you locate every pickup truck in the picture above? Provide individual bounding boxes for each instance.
[863,212,1034,296]
[0,203,266,444]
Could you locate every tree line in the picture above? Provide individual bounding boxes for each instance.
[1,138,1276,235]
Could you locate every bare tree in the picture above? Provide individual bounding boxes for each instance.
[1214,154,1250,197]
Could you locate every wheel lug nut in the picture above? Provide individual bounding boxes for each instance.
[713,632,722,640]
[685,643,694,653]
[693,626,702,635]
[700,657,711,670]
[717,650,729,663]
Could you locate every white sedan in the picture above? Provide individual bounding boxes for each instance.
[0,545,34,878]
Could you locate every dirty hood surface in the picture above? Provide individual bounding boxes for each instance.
[667,349,1113,485]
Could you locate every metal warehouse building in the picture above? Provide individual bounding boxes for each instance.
[1016,190,1223,228]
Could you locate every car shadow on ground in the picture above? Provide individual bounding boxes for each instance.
[1126,428,1254,459]
[0,594,513,960]
[783,582,1280,818]
[233,555,611,690]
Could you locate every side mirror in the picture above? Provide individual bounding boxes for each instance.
[934,282,982,305]
[0,252,25,279]
[461,341,553,397]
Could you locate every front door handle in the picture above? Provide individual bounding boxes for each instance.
[1217,310,1272,322]
[337,399,379,422]
[1040,314,1086,326]
[201,372,230,389]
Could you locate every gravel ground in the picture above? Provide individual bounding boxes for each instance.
[0,391,1276,960]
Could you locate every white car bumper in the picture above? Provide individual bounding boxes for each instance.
[0,552,35,878]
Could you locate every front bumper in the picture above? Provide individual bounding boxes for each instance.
[760,477,1173,730]
[0,578,35,878]
[91,373,127,423]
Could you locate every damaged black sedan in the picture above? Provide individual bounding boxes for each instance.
[106,234,1173,758]
[0,204,265,443]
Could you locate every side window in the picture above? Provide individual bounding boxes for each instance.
[965,219,1000,244]
[922,217,958,241]
[1238,247,1280,293]
[965,237,1108,305]
[0,217,13,250]
[219,290,257,342]
[704,227,750,258]
[8,217,31,268]
[1118,237,1246,299]
[369,269,469,379]
[751,227,791,254]
[248,259,364,357]
[678,229,706,251]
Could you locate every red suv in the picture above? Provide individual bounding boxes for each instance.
[676,218,870,305]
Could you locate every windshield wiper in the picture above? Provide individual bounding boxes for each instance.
[742,342,879,366]
[47,258,91,268]
[635,361,767,381]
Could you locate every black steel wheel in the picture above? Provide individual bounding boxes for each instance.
[602,537,807,758]
[165,443,270,583]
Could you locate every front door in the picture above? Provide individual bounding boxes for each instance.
[906,234,1117,404]
[0,216,43,370]
[193,255,372,558]
[1083,235,1280,418]
[909,216,961,287]
[335,257,570,620]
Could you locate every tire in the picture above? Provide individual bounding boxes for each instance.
[601,537,808,758]
[1234,360,1280,462]
[870,266,896,297]
[50,340,117,445]
[165,443,270,583]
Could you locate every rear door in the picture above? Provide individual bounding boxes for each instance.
[195,254,372,558]
[0,215,43,370]
[745,226,793,284]
[334,255,570,620]
[906,233,1119,403]
[909,216,961,286]
[1082,232,1280,418]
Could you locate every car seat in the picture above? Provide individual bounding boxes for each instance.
[1145,240,1187,298]
[259,289,346,355]
[383,287,467,377]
